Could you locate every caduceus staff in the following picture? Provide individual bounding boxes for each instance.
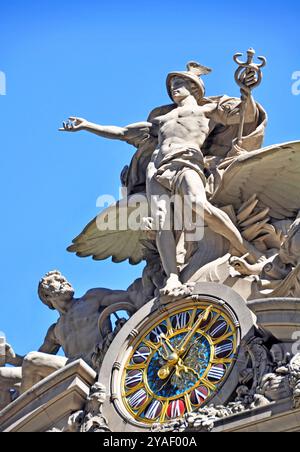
[234,48,267,147]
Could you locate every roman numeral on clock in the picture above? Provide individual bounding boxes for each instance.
[132,346,151,364]
[209,320,228,338]
[149,324,168,343]
[171,312,190,330]
[207,364,226,382]
[215,341,233,358]
[125,370,143,389]
[127,389,148,409]
[190,386,209,406]
[167,400,185,419]
[144,400,163,420]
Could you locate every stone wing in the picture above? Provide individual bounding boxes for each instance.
[211,141,300,220]
[67,195,149,265]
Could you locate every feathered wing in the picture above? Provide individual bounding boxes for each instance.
[67,194,149,265]
[211,141,300,220]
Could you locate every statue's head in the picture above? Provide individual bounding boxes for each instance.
[166,61,212,105]
[38,270,75,314]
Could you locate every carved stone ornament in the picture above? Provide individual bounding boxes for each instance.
[64,383,111,433]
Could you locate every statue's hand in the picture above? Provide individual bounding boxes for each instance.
[2,343,24,366]
[240,69,257,99]
[244,69,257,88]
[5,343,16,360]
[0,343,15,366]
[59,117,89,132]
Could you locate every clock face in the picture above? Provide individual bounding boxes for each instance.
[120,301,238,425]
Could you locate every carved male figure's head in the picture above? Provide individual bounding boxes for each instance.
[169,77,200,104]
[166,61,212,105]
[38,270,75,314]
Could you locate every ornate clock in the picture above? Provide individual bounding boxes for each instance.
[98,284,254,432]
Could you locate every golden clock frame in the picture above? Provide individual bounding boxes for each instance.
[98,283,256,432]
[120,300,239,425]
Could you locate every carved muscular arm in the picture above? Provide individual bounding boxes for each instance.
[59,117,152,146]
[3,344,24,367]
[213,66,259,127]
[38,324,61,355]
[81,288,134,309]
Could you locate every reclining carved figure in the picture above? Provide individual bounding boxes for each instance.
[0,270,137,410]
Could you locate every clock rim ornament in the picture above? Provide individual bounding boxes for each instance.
[98,283,256,432]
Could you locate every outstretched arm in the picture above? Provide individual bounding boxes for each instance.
[59,117,152,145]
[38,324,61,355]
[243,92,258,123]
[2,343,24,367]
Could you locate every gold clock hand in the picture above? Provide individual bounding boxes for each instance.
[157,335,204,385]
[157,356,201,392]
[160,334,176,353]
[157,333,182,379]
[157,364,178,391]
[176,358,201,380]
[157,307,212,381]
[157,334,176,364]
[158,337,167,358]
[177,306,213,355]
[157,351,180,380]
[172,336,203,380]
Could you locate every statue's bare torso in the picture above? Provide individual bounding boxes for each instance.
[152,103,216,167]
[55,299,100,362]
[53,290,112,364]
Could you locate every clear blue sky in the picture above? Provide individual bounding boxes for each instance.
[0,0,299,355]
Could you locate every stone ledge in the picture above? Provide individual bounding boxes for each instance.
[0,359,96,432]
[212,398,297,432]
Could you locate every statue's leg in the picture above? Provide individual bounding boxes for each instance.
[21,352,68,393]
[0,367,22,410]
[180,170,261,261]
[146,166,182,294]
